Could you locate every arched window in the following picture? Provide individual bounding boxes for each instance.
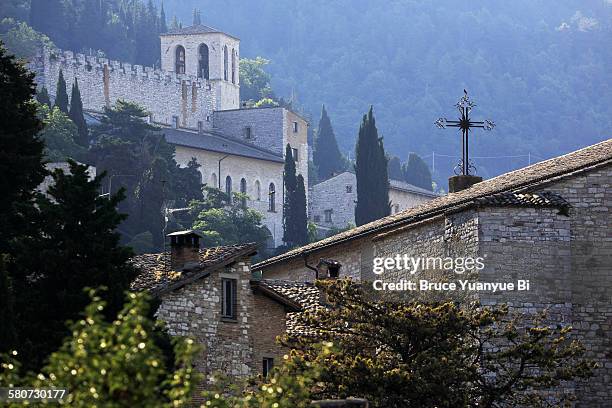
[175,45,186,74]
[231,48,236,84]
[268,183,275,212]
[255,180,261,201]
[223,45,228,81]
[210,173,217,188]
[240,178,247,207]
[225,175,232,196]
[198,44,209,79]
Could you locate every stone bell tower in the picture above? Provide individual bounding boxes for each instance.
[160,24,240,111]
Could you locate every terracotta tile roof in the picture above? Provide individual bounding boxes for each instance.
[255,280,324,336]
[254,138,612,270]
[130,243,258,295]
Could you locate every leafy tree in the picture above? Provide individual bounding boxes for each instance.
[284,279,595,408]
[239,57,275,103]
[0,41,46,255]
[11,161,137,369]
[0,18,54,59]
[0,0,29,22]
[313,105,346,181]
[68,77,88,147]
[403,152,433,191]
[36,85,50,106]
[54,69,69,114]
[0,290,200,407]
[191,187,270,254]
[38,104,87,162]
[387,156,403,181]
[354,106,389,226]
[92,100,201,250]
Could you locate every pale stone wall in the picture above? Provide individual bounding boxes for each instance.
[174,145,284,248]
[160,32,239,110]
[33,49,216,130]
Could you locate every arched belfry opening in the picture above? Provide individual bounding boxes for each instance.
[231,48,236,84]
[198,43,209,79]
[175,45,186,74]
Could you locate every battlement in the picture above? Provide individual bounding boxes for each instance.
[40,48,212,89]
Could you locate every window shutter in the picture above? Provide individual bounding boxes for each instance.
[231,279,238,319]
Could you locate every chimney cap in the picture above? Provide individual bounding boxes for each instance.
[167,229,205,238]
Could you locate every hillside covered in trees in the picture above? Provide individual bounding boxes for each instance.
[161,0,611,181]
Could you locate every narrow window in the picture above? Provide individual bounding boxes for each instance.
[198,43,209,79]
[225,175,232,196]
[175,45,186,74]
[231,48,236,84]
[240,178,247,207]
[172,116,179,129]
[293,121,298,133]
[245,126,252,139]
[211,173,217,188]
[221,278,237,319]
[268,183,275,212]
[314,215,320,222]
[223,45,228,81]
[262,358,274,377]
[346,185,352,193]
[255,180,261,201]
[198,121,203,133]
[292,148,299,162]
[324,209,333,223]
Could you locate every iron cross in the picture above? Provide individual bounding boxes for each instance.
[435,90,495,176]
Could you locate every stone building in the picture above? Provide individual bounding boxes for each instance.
[253,138,612,405]
[309,171,437,234]
[30,23,309,247]
[130,230,321,402]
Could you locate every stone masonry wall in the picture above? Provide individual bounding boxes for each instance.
[32,48,216,130]
[534,165,612,405]
[174,145,285,248]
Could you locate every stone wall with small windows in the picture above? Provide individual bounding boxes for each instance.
[173,145,285,248]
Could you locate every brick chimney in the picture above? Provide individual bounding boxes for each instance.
[168,230,203,271]
[448,174,482,193]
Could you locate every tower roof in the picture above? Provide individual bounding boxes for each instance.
[161,24,239,40]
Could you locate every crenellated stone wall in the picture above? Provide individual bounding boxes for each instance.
[31,48,216,130]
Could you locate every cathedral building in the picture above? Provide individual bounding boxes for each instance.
[31,24,309,248]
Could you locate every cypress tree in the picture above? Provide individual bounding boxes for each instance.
[314,105,345,180]
[69,77,88,147]
[387,156,403,181]
[36,86,51,106]
[293,174,308,246]
[354,106,389,226]
[403,153,433,191]
[54,69,69,114]
[160,1,168,32]
[0,43,46,254]
[283,144,297,246]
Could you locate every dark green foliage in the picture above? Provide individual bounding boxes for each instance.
[0,0,29,22]
[11,161,137,370]
[29,0,67,48]
[0,255,17,352]
[54,69,68,113]
[191,187,271,258]
[36,86,50,106]
[159,1,168,33]
[354,106,389,226]
[387,156,403,181]
[68,77,88,147]
[284,279,596,407]
[313,105,346,181]
[38,104,87,162]
[0,18,55,59]
[92,100,203,250]
[403,152,432,191]
[293,174,308,246]
[0,42,46,254]
[282,145,307,247]
[239,57,275,103]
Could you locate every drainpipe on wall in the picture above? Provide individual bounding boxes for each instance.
[304,253,319,280]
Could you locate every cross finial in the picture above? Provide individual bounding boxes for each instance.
[435,91,495,176]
